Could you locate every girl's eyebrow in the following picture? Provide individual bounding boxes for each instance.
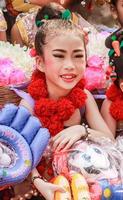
[73,49,84,53]
[52,49,84,53]
[53,49,66,53]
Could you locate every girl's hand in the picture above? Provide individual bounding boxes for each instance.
[34,180,65,200]
[51,125,85,151]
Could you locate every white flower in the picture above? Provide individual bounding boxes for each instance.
[0,41,35,81]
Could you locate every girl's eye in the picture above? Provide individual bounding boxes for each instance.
[75,55,84,58]
[53,54,64,58]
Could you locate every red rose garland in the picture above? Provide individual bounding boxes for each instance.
[106,84,123,120]
[28,70,87,136]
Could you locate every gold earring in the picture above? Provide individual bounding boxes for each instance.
[60,0,64,5]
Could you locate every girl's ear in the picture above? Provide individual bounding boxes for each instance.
[110,4,118,20]
[36,56,45,72]
[120,81,123,92]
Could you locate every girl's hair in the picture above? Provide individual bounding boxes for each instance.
[35,4,63,55]
[105,29,123,86]
[109,0,117,6]
[34,5,85,56]
[35,4,62,25]
[64,0,82,7]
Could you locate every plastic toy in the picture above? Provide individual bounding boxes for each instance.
[53,138,123,199]
[53,173,91,200]
[0,104,50,187]
[53,175,72,200]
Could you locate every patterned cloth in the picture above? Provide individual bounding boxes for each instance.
[0,9,7,31]
[16,7,39,47]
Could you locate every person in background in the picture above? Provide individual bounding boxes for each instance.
[101,28,123,137]
[10,2,64,47]
[101,0,123,137]
[10,0,83,47]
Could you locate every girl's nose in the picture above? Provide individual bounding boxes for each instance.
[64,61,75,70]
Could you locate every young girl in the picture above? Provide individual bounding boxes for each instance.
[101,28,123,137]
[101,0,123,137]
[11,5,114,200]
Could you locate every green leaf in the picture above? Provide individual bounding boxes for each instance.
[36,20,44,27]
[111,35,117,41]
[120,40,123,48]
[108,49,114,57]
[62,9,71,20]
[44,14,49,20]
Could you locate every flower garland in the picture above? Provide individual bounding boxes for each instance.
[28,70,87,136]
[106,84,123,120]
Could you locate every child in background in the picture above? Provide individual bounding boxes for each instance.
[5,0,64,43]
[11,3,64,47]
[105,0,123,48]
[101,28,123,137]
[101,0,123,137]
[10,0,82,47]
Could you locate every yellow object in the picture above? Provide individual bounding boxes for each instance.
[103,188,111,198]
[53,175,72,200]
[71,173,91,200]
[72,13,79,25]
[11,0,39,12]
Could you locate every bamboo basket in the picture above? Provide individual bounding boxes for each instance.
[0,86,27,107]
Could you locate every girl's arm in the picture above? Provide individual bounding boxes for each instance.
[85,89,114,139]
[52,90,114,151]
[101,98,117,137]
[20,99,65,200]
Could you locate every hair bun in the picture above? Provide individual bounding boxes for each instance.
[35,5,62,27]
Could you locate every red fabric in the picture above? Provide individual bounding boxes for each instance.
[0,188,14,200]
[106,84,123,120]
[28,70,87,136]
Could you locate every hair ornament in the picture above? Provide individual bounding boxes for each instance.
[106,59,117,81]
[36,20,44,28]
[110,66,117,81]
[111,35,120,57]
[29,48,37,57]
[44,14,49,20]
[81,0,86,7]
[120,40,123,48]
[61,9,71,20]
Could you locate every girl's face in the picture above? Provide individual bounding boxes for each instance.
[38,33,86,98]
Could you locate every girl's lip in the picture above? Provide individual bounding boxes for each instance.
[60,74,77,82]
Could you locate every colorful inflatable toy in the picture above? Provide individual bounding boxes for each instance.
[0,104,50,187]
[53,138,123,199]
